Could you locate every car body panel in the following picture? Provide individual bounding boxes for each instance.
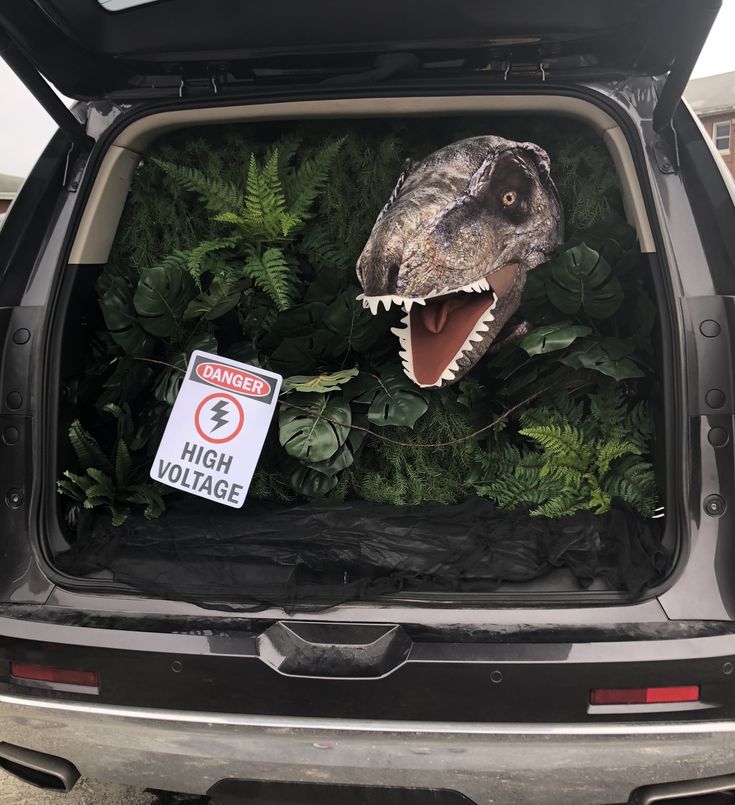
[2,694,735,804]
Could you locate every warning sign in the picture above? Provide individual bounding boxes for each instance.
[150,351,282,507]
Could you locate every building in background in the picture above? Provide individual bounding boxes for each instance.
[685,71,735,178]
[0,173,23,215]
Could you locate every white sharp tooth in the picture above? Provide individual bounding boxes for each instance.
[415,298,427,306]
[391,326,407,338]
[440,367,456,381]
[479,278,490,291]
[362,299,370,309]
[355,293,365,301]
[400,313,410,326]
[468,331,484,343]
[404,299,413,312]
[381,296,392,311]
[369,298,381,314]
[476,322,489,333]
[483,312,495,323]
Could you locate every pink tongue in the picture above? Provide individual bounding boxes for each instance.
[418,296,469,333]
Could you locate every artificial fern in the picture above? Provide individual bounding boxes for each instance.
[152,139,343,311]
[152,159,242,215]
[58,405,165,525]
[243,247,294,311]
[473,387,657,518]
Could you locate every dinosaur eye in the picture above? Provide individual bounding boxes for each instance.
[501,190,517,207]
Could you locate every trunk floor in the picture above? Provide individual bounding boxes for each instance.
[56,496,666,612]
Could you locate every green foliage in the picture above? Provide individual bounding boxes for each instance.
[353,366,429,428]
[62,118,659,524]
[545,243,624,319]
[278,392,352,463]
[282,368,359,394]
[58,406,165,525]
[472,386,657,518]
[349,396,484,506]
[133,264,198,338]
[519,321,592,356]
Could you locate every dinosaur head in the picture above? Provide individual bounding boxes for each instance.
[356,136,563,387]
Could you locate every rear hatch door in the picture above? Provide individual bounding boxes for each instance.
[0,0,722,122]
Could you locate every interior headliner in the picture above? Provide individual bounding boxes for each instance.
[68,94,656,265]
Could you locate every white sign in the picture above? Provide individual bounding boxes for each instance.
[150,351,282,507]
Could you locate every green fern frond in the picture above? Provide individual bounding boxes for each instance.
[114,439,131,487]
[242,247,294,311]
[285,137,345,223]
[68,421,113,473]
[126,484,166,519]
[519,424,589,468]
[603,454,657,517]
[531,491,585,518]
[152,158,243,214]
[595,438,641,476]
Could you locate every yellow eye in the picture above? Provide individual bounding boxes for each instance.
[502,190,517,207]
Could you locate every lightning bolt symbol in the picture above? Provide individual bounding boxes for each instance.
[209,399,230,432]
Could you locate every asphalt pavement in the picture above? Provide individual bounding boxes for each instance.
[0,774,210,804]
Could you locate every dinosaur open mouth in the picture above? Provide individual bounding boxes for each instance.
[361,262,521,387]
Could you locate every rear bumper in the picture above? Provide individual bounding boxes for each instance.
[2,695,735,805]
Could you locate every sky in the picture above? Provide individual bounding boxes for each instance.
[1,0,734,178]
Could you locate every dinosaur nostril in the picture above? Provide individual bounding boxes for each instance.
[386,263,400,293]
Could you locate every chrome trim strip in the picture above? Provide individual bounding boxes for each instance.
[2,694,734,736]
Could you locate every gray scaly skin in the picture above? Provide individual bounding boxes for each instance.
[356,136,564,387]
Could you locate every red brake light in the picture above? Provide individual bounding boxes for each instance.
[590,685,700,705]
[10,662,99,689]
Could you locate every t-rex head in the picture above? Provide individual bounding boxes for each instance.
[356,136,564,387]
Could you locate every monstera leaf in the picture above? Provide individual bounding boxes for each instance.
[354,366,429,428]
[268,332,333,376]
[134,264,197,337]
[153,331,218,404]
[183,276,248,321]
[559,337,644,381]
[546,243,624,320]
[282,368,359,394]
[279,392,352,462]
[261,302,329,351]
[99,275,155,355]
[287,464,341,497]
[520,322,592,356]
[322,287,387,353]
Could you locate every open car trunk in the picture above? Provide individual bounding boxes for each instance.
[42,94,676,612]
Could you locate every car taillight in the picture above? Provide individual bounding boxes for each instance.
[10,662,99,689]
[590,685,700,705]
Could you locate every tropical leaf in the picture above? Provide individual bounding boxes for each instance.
[242,247,295,311]
[355,366,429,428]
[278,392,352,462]
[546,243,624,319]
[184,276,248,321]
[520,321,592,356]
[152,158,243,214]
[99,275,155,355]
[282,368,359,394]
[560,337,644,381]
[68,421,113,473]
[133,264,197,338]
[153,331,217,405]
[322,286,387,353]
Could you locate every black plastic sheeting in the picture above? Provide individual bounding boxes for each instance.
[58,496,667,612]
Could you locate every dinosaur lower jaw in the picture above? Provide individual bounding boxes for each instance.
[387,262,521,387]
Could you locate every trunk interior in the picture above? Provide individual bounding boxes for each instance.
[42,95,677,611]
